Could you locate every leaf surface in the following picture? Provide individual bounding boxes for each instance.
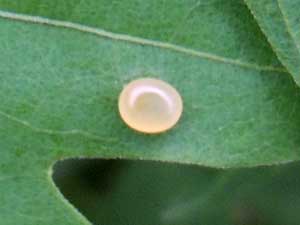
[0,0,300,224]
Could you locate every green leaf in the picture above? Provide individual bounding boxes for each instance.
[0,0,300,224]
[244,0,300,86]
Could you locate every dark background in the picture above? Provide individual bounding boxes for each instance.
[53,159,300,225]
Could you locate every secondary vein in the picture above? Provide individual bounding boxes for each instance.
[0,9,287,73]
[0,109,111,142]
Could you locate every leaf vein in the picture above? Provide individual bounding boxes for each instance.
[0,109,112,142]
[0,9,287,74]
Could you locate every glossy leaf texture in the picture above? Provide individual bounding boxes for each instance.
[0,0,300,224]
[244,0,300,86]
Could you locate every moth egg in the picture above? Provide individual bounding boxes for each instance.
[118,78,183,134]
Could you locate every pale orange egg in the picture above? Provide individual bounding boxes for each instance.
[118,78,183,134]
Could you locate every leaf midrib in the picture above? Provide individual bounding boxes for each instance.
[0,9,287,74]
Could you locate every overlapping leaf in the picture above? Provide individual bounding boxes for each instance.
[244,0,300,85]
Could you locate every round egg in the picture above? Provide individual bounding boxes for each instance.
[118,78,183,134]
